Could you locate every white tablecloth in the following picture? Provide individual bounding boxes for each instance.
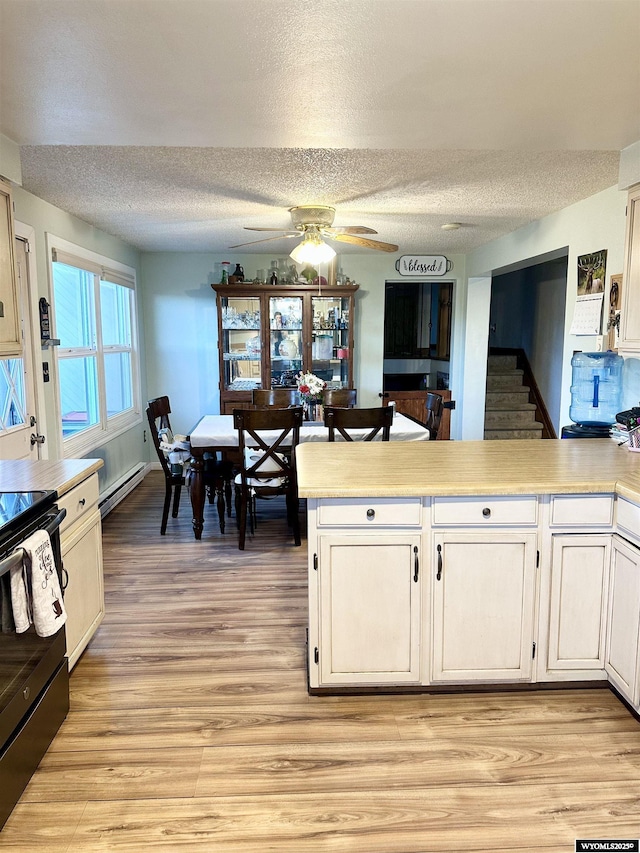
[189,413,430,448]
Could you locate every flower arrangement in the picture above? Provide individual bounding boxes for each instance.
[296,371,326,402]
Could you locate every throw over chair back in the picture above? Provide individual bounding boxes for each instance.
[233,406,304,550]
[324,405,393,442]
[146,396,185,535]
[322,388,357,408]
[425,392,444,439]
[252,388,301,408]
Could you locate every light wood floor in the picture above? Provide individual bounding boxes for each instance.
[3,472,640,851]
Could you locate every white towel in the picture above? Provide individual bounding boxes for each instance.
[20,529,67,637]
[9,560,31,633]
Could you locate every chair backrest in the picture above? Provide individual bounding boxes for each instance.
[146,396,173,478]
[233,406,304,483]
[324,405,393,442]
[425,392,444,439]
[323,388,357,408]
[252,388,301,408]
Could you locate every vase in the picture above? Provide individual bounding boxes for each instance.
[304,400,323,422]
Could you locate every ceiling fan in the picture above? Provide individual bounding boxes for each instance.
[229,206,398,263]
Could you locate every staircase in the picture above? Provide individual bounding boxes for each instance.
[485,354,544,440]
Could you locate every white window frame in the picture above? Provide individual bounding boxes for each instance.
[47,234,141,457]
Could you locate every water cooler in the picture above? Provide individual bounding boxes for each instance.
[561,351,623,438]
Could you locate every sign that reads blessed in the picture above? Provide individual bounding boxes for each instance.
[395,255,452,276]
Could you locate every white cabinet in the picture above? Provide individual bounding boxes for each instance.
[58,473,105,669]
[0,179,21,356]
[619,184,640,351]
[307,497,423,688]
[545,534,610,675]
[315,534,422,686]
[431,532,538,682]
[605,535,640,707]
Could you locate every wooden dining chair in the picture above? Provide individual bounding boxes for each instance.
[324,405,393,442]
[425,392,444,439]
[147,396,230,535]
[252,388,301,407]
[322,388,357,408]
[233,406,304,550]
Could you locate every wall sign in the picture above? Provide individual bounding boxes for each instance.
[395,255,452,276]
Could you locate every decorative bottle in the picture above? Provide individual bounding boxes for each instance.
[220,261,230,284]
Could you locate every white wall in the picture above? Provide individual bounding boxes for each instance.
[467,185,631,431]
[12,186,145,495]
[142,251,467,437]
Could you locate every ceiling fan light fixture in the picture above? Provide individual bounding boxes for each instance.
[441,222,462,231]
[289,230,336,265]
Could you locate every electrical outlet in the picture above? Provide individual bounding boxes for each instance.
[594,335,605,352]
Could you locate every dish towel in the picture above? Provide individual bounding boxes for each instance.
[13,529,67,637]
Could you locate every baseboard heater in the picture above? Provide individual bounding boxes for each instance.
[99,462,149,518]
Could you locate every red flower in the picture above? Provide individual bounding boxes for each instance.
[299,384,310,395]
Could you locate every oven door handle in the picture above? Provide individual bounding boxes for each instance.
[0,507,67,580]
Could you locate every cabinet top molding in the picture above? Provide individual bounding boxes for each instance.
[211,282,359,294]
[395,256,452,277]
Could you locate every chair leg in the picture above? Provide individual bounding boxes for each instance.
[234,484,242,530]
[161,482,172,535]
[237,486,248,550]
[225,476,233,517]
[287,489,301,546]
[172,483,182,518]
[216,481,225,534]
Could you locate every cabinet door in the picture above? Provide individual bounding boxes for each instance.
[547,535,610,672]
[317,534,421,685]
[268,295,303,387]
[605,536,640,706]
[0,180,21,356]
[310,294,353,388]
[432,532,537,682]
[619,184,640,350]
[219,295,263,394]
[62,508,105,669]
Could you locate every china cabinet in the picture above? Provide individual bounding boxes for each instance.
[0,178,21,356]
[212,283,357,413]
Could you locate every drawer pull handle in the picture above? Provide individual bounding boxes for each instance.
[482,507,491,518]
[413,546,419,582]
[79,498,86,506]
[436,544,442,581]
[366,508,375,520]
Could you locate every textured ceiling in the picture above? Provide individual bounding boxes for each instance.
[1,0,639,255]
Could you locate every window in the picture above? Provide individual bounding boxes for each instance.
[49,238,140,455]
[0,358,26,430]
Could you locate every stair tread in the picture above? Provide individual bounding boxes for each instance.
[485,401,536,411]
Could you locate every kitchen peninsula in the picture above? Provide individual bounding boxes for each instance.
[297,439,640,716]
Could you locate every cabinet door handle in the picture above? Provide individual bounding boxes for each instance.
[79,498,86,506]
[413,545,419,582]
[436,544,442,581]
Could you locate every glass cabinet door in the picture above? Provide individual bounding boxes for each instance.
[311,295,351,388]
[269,296,303,388]
[220,297,262,392]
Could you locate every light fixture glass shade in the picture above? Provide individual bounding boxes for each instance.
[290,233,336,265]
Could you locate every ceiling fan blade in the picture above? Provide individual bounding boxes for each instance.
[229,234,299,248]
[243,227,299,233]
[329,233,399,253]
[324,226,378,235]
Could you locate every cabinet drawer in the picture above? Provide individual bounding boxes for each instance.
[432,495,537,526]
[616,496,640,544]
[550,494,613,527]
[317,498,422,527]
[57,475,99,535]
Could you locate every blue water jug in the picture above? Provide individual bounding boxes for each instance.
[569,351,623,426]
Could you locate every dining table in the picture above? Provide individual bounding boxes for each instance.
[187,412,430,539]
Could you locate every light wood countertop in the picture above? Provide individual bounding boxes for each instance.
[0,458,104,497]
[296,439,640,500]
